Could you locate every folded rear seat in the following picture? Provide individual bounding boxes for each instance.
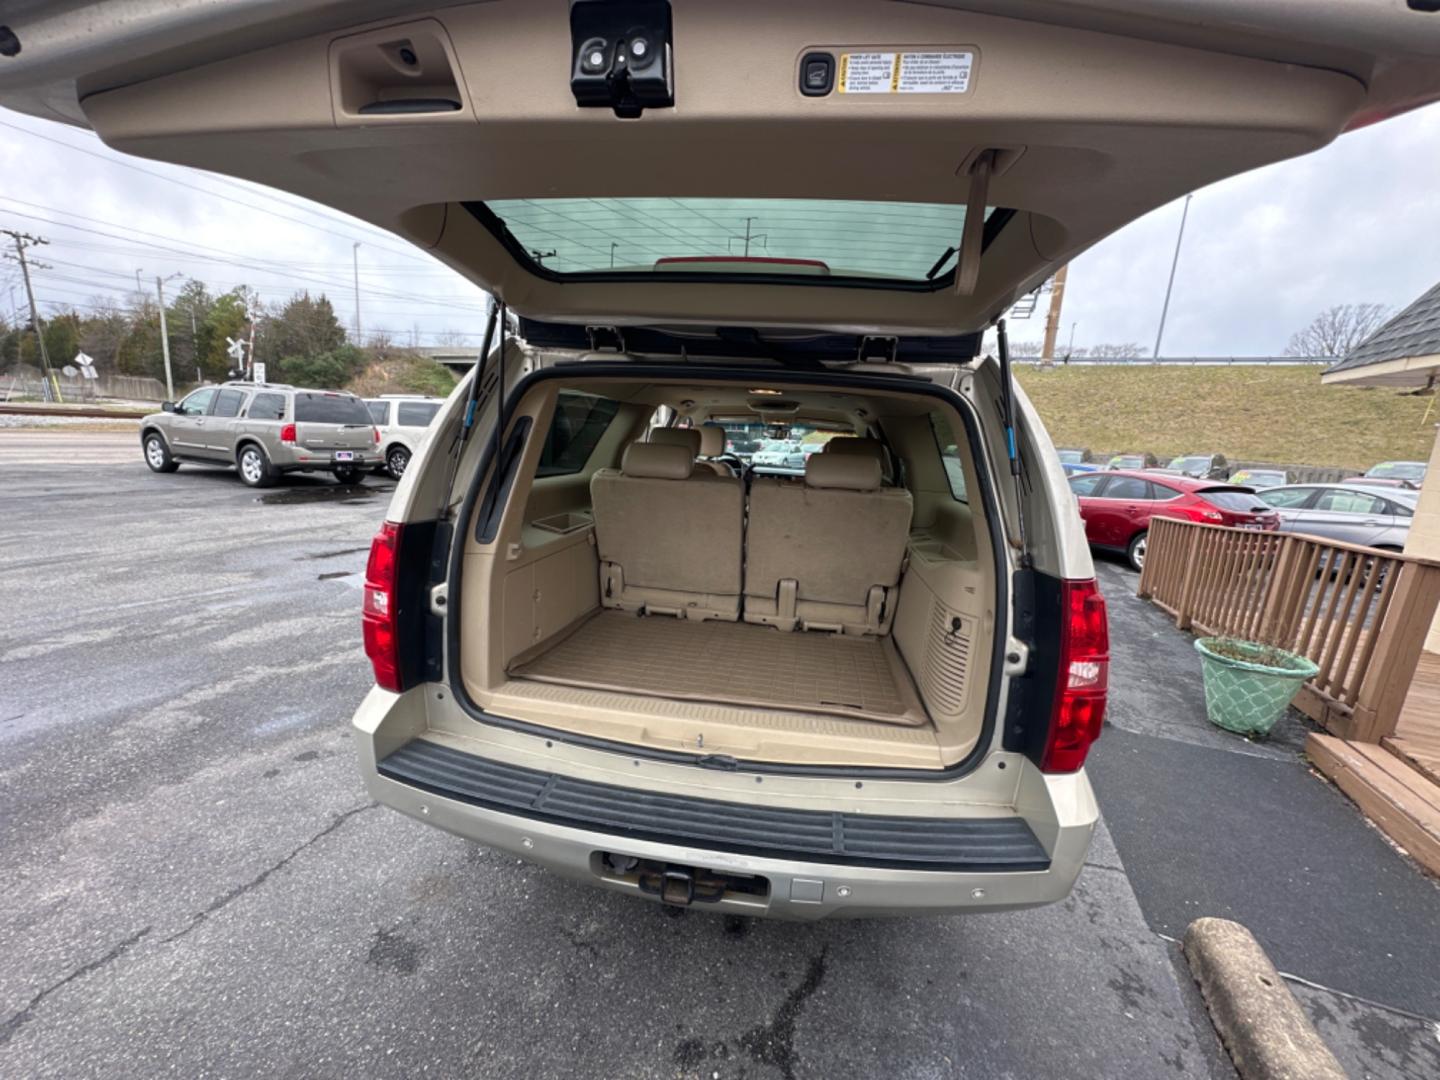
[744,453,913,634]
[590,442,744,620]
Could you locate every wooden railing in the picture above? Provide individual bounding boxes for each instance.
[1137,516,1440,743]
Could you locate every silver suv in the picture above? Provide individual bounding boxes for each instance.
[364,395,443,480]
[140,382,382,488]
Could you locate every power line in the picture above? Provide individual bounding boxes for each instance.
[0,116,434,264]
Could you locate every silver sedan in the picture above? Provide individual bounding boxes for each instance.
[1254,483,1416,551]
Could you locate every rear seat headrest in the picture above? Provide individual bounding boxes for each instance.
[622,442,696,481]
[648,427,702,456]
[805,453,881,491]
[697,424,726,457]
[824,437,883,459]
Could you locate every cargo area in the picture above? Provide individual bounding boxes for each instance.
[457,373,1001,771]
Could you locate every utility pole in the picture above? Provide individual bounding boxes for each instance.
[3,229,58,402]
[1153,193,1193,359]
[154,273,181,400]
[729,217,766,257]
[351,242,361,344]
[1040,263,1069,362]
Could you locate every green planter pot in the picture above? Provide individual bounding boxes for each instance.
[1194,638,1320,738]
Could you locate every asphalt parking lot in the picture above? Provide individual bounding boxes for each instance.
[1,430,1436,1079]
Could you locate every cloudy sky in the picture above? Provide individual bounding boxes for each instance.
[1,100,1437,355]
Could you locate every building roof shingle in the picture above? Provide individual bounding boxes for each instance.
[1326,281,1440,375]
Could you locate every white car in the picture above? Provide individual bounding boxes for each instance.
[750,439,801,467]
[364,395,442,479]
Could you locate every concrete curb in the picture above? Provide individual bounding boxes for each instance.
[1183,918,1347,1080]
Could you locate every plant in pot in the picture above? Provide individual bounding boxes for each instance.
[1194,638,1319,739]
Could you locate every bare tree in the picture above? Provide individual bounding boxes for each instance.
[1285,303,1390,358]
[1084,341,1144,359]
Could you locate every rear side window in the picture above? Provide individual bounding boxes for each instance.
[928,414,967,503]
[1387,500,1414,518]
[1258,487,1315,509]
[398,402,441,427]
[1103,476,1152,500]
[367,401,390,425]
[294,393,373,425]
[1150,482,1182,501]
[212,389,246,418]
[536,391,621,477]
[1313,490,1386,515]
[249,393,286,421]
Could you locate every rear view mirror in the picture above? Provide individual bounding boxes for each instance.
[161,401,176,413]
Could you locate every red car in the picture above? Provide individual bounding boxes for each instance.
[1067,469,1279,571]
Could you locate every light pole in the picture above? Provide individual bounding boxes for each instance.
[352,242,361,344]
[1152,193,1193,359]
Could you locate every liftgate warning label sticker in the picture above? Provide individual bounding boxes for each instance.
[837,51,974,94]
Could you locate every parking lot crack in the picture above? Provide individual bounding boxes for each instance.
[0,925,152,1046]
[161,801,377,945]
[738,947,828,1080]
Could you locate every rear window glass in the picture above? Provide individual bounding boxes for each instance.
[366,401,389,424]
[536,391,620,477]
[212,389,246,418]
[293,393,372,425]
[397,402,441,427]
[481,198,1003,284]
[1197,488,1269,512]
[249,393,286,421]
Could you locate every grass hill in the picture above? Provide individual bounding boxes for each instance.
[1014,364,1435,470]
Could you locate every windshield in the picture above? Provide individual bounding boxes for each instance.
[481,198,1001,283]
[1110,455,1144,468]
[1169,456,1211,472]
[1232,471,1284,487]
[1366,461,1426,481]
[716,421,847,468]
[1057,450,1084,464]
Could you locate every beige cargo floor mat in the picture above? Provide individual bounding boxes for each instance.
[511,610,927,726]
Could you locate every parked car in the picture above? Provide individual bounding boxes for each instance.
[34,0,1423,920]
[1359,461,1427,486]
[1344,476,1418,491]
[365,394,443,479]
[750,439,802,467]
[1255,484,1416,550]
[1229,468,1290,488]
[1057,448,1093,465]
[1167,453,1229,480]
[1069,470,1279,571]
[141,382,380,487]
[1106,452,1159,470]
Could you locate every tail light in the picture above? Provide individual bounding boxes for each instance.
[1041,579,1110,773]
[279,423,297,444]
[362,521,403,691]
[373,426,381,445]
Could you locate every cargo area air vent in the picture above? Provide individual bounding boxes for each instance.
[330,20,471,125]
[924,602,972,720]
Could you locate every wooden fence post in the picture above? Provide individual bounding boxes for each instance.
[1349,563,1440,743]
[1174,525,1203,631]
[1257,535,1299,646]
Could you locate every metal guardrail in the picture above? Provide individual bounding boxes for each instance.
[1015,356,1334,366]
[1137,515,1440,743]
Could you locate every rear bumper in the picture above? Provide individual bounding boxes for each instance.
[353,689,1098,920]
[274,450,381,471]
